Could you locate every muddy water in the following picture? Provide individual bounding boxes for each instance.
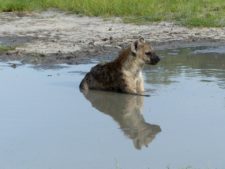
[0,46,225,169]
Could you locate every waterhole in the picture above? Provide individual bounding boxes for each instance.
[0,46,225,169]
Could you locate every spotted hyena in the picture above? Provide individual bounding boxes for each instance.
[79,37,160,95]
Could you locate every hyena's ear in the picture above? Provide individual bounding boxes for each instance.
[138,36,145,43]
[131,37,145,55]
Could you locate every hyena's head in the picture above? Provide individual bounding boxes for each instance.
[131,37,160,65]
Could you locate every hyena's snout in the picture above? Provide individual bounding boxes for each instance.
[150,53,160,65]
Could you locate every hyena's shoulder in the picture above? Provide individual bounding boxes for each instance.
[90,62,122,84]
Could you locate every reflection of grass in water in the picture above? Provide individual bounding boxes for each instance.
[114,159,122,169]
[145,47,225,87]
[0,0,225,27]
[167,166,198,169]
[0,45,15,52]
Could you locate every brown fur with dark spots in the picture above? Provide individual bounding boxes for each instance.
[79,37,160,95]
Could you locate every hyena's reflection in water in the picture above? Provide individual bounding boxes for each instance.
[81,90,161,150]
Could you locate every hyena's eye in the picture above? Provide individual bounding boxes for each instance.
[145,52,152,56]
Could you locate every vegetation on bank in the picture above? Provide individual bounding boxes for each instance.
[0,0,225,27]
[0,45,15,52]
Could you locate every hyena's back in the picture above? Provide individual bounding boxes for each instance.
[79,63,124,92]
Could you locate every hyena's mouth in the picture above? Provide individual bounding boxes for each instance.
[150,53,160,65]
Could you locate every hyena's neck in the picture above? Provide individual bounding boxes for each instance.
[123,59,144,77]
[114,47,144,76]
[114,47,131,67]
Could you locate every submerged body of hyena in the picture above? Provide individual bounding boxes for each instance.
[79,37,160,95]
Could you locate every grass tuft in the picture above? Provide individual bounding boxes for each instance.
[0,45,15,52]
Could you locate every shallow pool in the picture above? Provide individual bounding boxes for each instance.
[0,46,225,169]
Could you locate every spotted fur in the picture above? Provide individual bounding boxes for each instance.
[79,37,160,95]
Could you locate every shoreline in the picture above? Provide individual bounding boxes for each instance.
[0,10,225,66]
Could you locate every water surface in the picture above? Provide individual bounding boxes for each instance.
[0,46,225,169]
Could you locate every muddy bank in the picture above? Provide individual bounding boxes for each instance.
[0,10,225,65]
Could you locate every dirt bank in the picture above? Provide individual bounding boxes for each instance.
[0,10,225,66]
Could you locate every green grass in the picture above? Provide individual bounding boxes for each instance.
[0,45,15,52]
[1,0,225,27]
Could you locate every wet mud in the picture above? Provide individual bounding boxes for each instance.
[1,10,225,66]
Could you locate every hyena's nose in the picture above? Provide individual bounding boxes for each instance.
[150,53,160,65]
